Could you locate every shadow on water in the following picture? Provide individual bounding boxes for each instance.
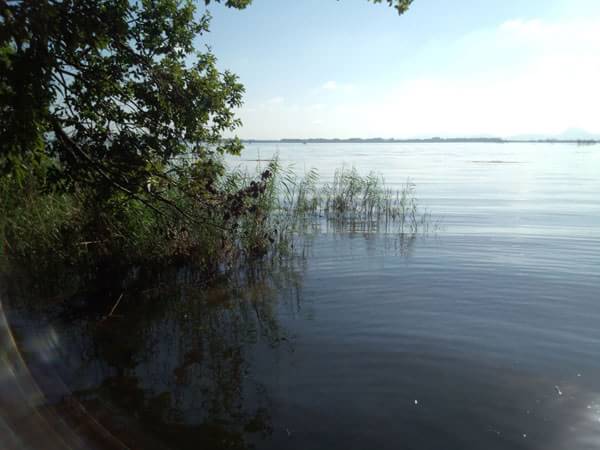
[3,229,600,449]
[0,257,306,450]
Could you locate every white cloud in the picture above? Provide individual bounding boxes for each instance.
[321,80,355,93]
[306,103,325,111]
[236,16,600,138]
[499,17,600,46]
[253,96,285,112]
[327,17,600,137]
[266,96,285,105]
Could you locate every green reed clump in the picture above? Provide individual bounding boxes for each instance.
[0,173,85,263]
[0,162,280,269]
[0,158,436,272]
[272,165,436,235]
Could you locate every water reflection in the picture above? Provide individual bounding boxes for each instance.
[1,258,306,450]
[2,229,600,450]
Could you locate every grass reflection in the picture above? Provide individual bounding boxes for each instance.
[1,257,306,450]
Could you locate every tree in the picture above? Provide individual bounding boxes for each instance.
[363,0,413,15]
[0,0,412,223]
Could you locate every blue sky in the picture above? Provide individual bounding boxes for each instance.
[201,0,600,139]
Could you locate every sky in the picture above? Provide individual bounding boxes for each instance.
[201,0,600,139]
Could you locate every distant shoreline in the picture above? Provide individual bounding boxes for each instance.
[242,138,599,145]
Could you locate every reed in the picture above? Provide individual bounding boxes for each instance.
[266,164,437,236]
[0,159,437,268]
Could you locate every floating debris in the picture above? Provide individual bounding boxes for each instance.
[555,385,563,396]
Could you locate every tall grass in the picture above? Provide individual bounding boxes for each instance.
[0,158,437,270]
[259,162,437,237]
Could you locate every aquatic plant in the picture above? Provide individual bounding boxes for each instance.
[266,164,437,236]
[0,158,437,271]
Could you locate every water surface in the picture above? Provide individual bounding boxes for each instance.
[2,142,600,450]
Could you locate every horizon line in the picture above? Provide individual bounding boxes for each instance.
[240,137,600,144]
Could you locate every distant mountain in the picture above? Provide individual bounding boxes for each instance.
[510,128,600,141]
[243,129,600,144]
[555,128,600,140]
[244,137,506,144]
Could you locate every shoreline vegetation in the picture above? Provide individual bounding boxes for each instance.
[0,1,594,285]
[0,0,421,281]
[0,158,436,275]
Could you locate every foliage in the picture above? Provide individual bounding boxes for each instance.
[0,160,436,269]
[0,0,411,197]
[0,0,413,268]
[0,164,276,268]
[364,0,413,15]
[1,0,251,213]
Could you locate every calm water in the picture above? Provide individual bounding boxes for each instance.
[2,143,600,450]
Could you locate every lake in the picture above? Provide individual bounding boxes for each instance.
[2,142,600,450]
